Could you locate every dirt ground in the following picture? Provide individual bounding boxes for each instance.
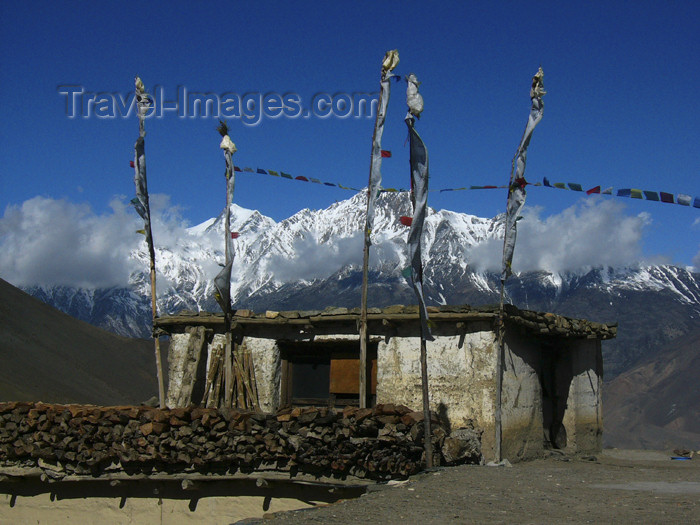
[247,450,700,524]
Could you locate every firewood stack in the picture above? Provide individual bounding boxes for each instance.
[0,402,481,481]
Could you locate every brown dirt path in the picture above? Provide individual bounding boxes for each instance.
[249,450,699,524]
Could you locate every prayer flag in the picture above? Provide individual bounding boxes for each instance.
[660,192,674,203]
[244,167,254,172]
[554,182,567,189]
[268,170,279,176]
[568,183,583,191]
[677,194,691,206]
[133,136,153,250]
[257,168,267,174]
[543,177,552,187]
[630,189,643,199]
[602,187,613,195]
[643,191,660,201]
[129,160,135,168]
[693,197,700,208]
[280,172,293,179]
[295,176,309,182]
[381,150,392,157]
[366,51,398,238]
[234,166,242,172]
[231,232,240,239]
[586,186,601,195]
[400,216,413,226]
[214,262,232,314]
[617,189,632,197]
[502,67,545,282]
[406,103,434,341]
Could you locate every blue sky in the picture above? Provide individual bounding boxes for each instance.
[1,0,699,287]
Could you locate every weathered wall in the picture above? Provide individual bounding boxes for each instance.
[500,333,545,461]
[242,337,280,413]
[561,339,603,454]
[376,332,497,452]
[165,328,206,408]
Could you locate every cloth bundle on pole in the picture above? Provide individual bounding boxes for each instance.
[131,76,165,409]
[405,73,434,469]
[365,49,399,234]
[501,67,546,282]
[405,74,434,342]
[359,49,399,409]
[214,121,237,315]
[215,120,238,409]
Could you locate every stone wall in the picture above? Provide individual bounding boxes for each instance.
[376,332,498,445]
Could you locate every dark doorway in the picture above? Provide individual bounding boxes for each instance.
[540,343,567,449]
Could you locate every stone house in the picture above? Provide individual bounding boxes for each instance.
[156,304,616,462]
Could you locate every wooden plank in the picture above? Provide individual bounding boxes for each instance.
[330,359,377,395]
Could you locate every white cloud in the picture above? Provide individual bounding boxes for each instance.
[0,195,187,288]
[268,233,364,282]
[468,200,652,274]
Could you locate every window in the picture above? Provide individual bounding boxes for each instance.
[280,340,377,407]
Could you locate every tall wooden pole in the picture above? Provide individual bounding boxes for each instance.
[217,121,237,409]
[405,72,433,469]
[359,50,399,408]
[134,76,165,409]
[495,285,506,462]
[359,219,370,409]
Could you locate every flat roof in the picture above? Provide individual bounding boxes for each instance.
[155,304,617,340]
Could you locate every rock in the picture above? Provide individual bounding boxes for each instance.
[441,428,482,465]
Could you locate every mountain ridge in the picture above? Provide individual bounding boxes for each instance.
[20,190,700,378]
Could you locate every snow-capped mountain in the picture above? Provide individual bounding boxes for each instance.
[23,190,700,378]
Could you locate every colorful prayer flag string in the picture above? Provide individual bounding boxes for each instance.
[542,177,699,208]
[232,167,699,210]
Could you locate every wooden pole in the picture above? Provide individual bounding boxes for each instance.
[134,77,165,409]
[359,206,371,409]
[495,282,506,462]
[150,260,166,409]
[223,180,233,408]
[420,336,433,468]
[359,50,398,408]
[217,121,237,409]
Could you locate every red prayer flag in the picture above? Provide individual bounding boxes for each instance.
[129,161,135,168]
[381,150,392,158]
[231,232,240,239]
[399,216,413,227]
[295,176,309,182]
[586,186,601,195]
[660,192,674,203]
